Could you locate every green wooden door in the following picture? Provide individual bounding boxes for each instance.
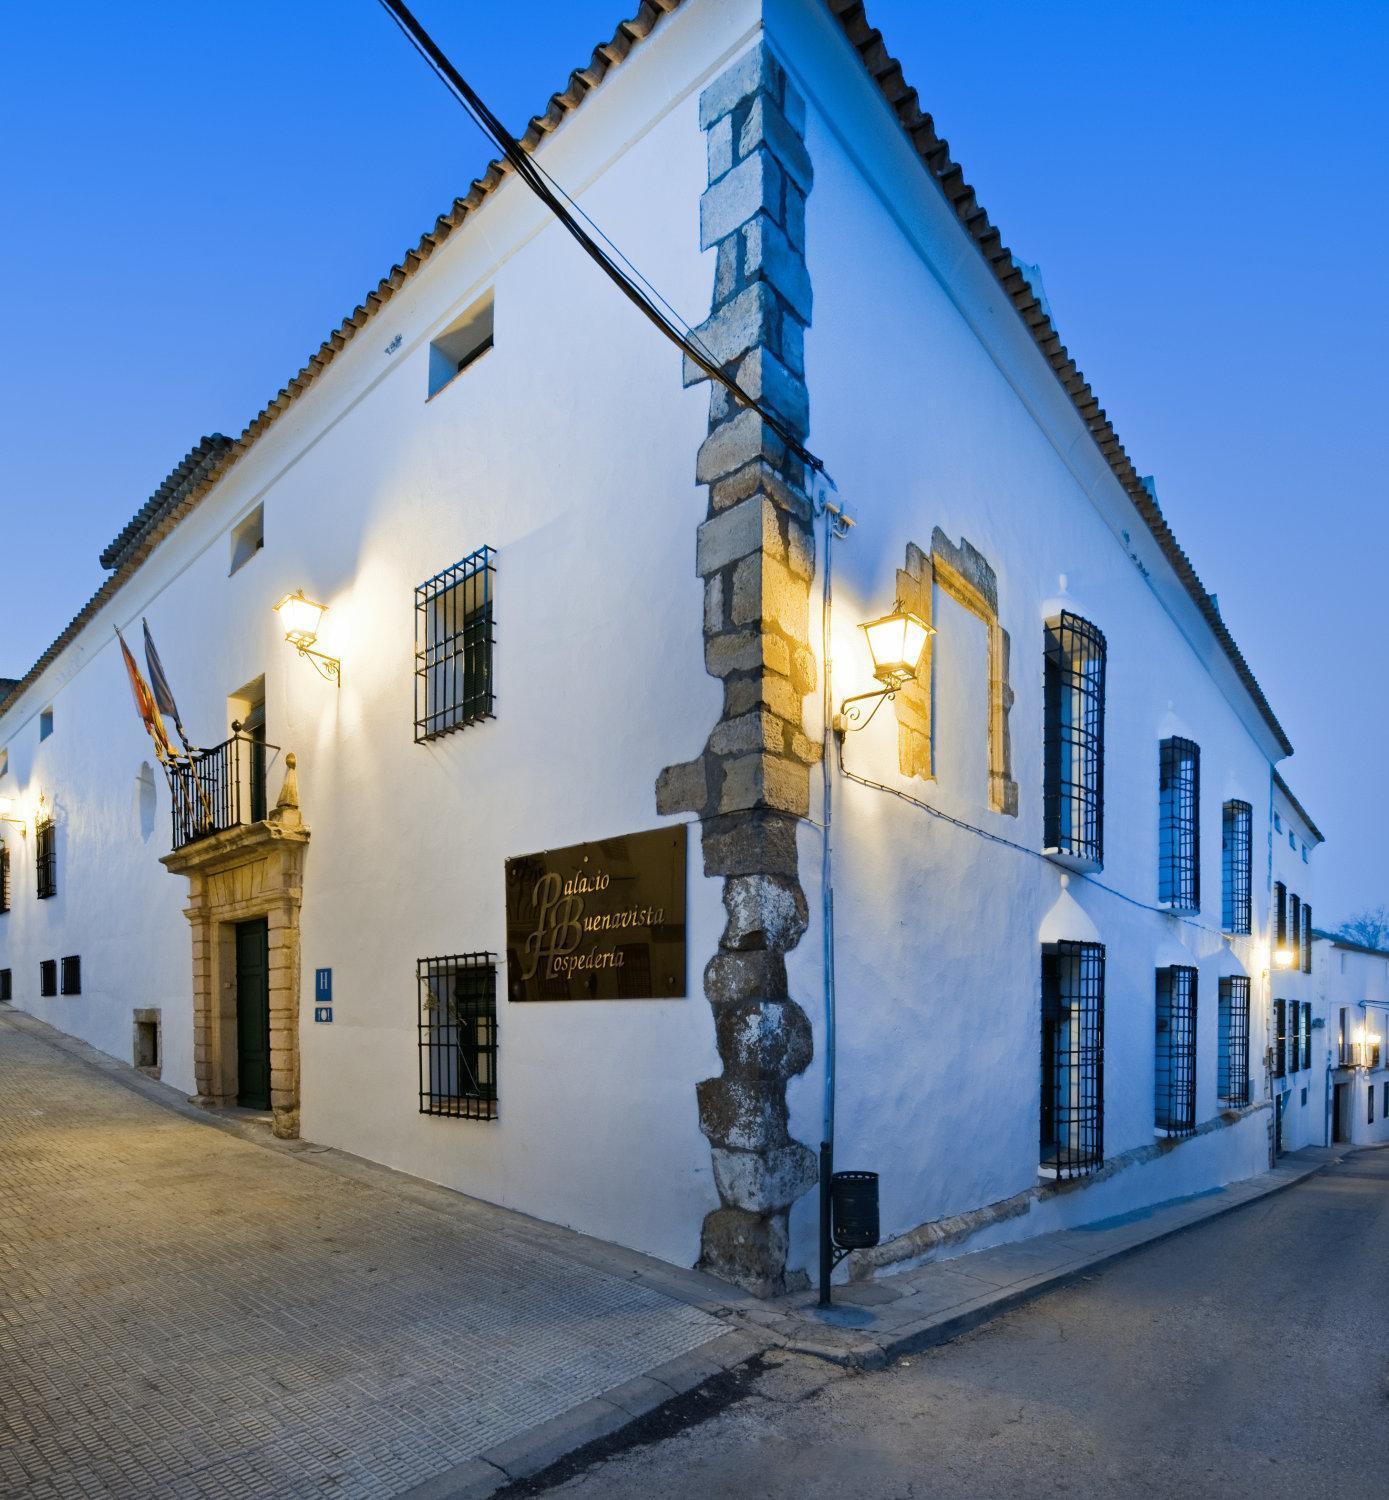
[235,918,270,1109]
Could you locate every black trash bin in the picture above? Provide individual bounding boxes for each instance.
[830,1170,880,1250]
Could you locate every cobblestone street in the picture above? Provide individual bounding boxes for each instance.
[0,1012,725,1499]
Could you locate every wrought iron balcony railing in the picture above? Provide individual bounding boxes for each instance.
[170,732,277,850]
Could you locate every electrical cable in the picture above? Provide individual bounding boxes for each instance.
[373,0,826,476]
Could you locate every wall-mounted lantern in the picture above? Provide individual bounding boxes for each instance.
[274,590,340,686]
[833,603,932,733]
[0,794,28,836]
[1273,945,1296,969]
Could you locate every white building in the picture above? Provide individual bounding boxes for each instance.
[1318,934,1389,1149]
[0,0,1337,1294]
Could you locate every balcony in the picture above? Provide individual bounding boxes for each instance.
[170,732,277,850]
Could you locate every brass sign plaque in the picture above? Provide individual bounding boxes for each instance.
[505,826,686,1002]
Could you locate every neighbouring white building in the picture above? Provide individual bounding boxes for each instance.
[1319,934,1389,1149]
[0,0,1352,1295]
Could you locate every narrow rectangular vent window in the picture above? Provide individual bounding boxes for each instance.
[60,956,81,996]
[415,546,495,742]
[1043,612,1106,868]
[1155,965,1198,1136]
[1274,998,1287,1078]
[417,953,498,1119]
[1217,976,1250,1106]
[1040,941,1104,1178]
[35,817,56,899]
[1158,738,1200,910]
[39,707,53,740]
[427,291,494,398]
[0,968,11,1002]
[1221,801,1252,934]
[229,504,264,575]
[40,959,57,997]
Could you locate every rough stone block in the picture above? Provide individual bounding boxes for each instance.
[719,751,810,818]
[732,339,809,432]
[714,998,813,1080]
[698,44,784,129]
[708,459,813,520]
[699,1206,790,1296]
[730,552,809,640]
[708,708,786,757]
[697,409,787,487]
[738,96,813,192]
[700,152,783,251]
[713,237,741,307]
[784,512,815,581]
[789,643,818,696]
[784,182,806,253]
[706,112,734,182]
[711,1142,818,1214]
[684,284,778,385]
[704,574,725,635]
[722,873,809,951]
[696,494,781,577]
[701,810,801,879]
[704,629,764,678]
[780,313,805,375]
[704,949,789,1005]
[724,669,804,723]
[655,757,708,817]
[696,1076,789,1151]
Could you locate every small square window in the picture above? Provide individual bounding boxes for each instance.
[1273,812,1282,832]
[1301,845,1308,863]
[60,955,81,995]
[1300,1087,1307,1107]
[39,708,53,740]
[0,968,11,1002]
[427,291,494,398]
[1288,830,1296,850]
[229,505,264,575]
[40,959,57,997]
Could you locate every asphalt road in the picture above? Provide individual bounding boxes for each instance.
[528,1149,1389,1499]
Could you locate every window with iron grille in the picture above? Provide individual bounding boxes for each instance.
[1383,1082,1387,1117]
[1370,1086,1376,1126]
[35,817,56,899]
[414,546,495,742]
[1274,998,1287,1078]
[1301,1001,1312,1071]
[1274,882,1287,948]
[1156,966,1198,1135]
[0,968,11,1002]
[1302,904,1313,974]
[1158,738,1200,910]
[1221,801,1252,934]
[1288,998,1301,1074]
[60,956,81,996]
[1217,976,1250,1106]
[1043,613,1106,868]
[1339,1006,1350,1067]
[39,959,57,997]
[0,839,9,914]
[1289,894,1302,970]
[1040,942,1105,1178]
[417,953,497,1119]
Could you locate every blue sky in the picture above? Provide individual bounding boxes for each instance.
[1,1,1385,919]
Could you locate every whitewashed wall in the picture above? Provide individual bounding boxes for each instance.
[0,0,768,1270]
[1270,783,1322,1151]
[771,0,1285,1277]
[1318,939,1389,1148]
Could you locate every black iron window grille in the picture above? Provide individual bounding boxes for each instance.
[60,956,81,996]
[35,817,56,899]
[0,968,11,1002]
[1301,1001,1312,1070]
[1288,998,1301,1074]
[1274,998,1287,1078]
[1040,941,1105,1178]
[1155,965,1198,1136]
[1289,894,1302,970]
[1043,613,1107,868]
[1370,1087,1376,1126]
[1221,801,1252,934]
[1158,738,1200,911]
[417,953,498,1119]
[1217,976,1250,1106]
[39,959,57,997]
[1303,904,1313,974]
[415,545,495,743]
[0,839,9,913]
[169,731,277,851]
[1274,881,1287,948]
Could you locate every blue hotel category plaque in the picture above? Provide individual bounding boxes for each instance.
[504,826,686,1002]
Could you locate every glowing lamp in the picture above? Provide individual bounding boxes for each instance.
[274,590,340,686]
[862,608,931,688]
[1273,946,1295,969]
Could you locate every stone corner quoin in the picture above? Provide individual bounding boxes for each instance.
[655,41,819,1297]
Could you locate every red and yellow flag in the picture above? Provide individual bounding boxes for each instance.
[117,629,175,765]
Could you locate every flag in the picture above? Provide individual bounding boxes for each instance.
[142,618,193,754]
[117,629,175,765]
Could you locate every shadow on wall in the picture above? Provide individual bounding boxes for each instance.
[137,762,157,843]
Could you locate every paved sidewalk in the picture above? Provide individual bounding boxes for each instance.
[724,1142,1349,1370]
[0,1009,748,1500]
